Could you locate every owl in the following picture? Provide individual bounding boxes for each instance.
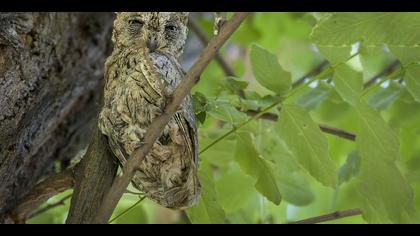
[98,12,200,210]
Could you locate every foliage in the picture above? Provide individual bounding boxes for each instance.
[32,12,420,224]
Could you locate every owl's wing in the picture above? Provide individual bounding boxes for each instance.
[178,62,199,167]
[181,94,199,167]
[149,52,199,166]
[103,49,120,90]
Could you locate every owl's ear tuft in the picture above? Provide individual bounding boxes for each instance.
[178,12,189,24]
[114,12,124,19]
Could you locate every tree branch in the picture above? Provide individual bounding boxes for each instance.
[289,208,363,224]
[188,17,246,98]
[6,119,118,224]
[363,60,400,89]
[292,60,330,89]
[66,124,118,224]
[188,17,236,77]
[93,12,250,224]
[28,194,73,220]
[319,125,356,141]
[6,169,74,224]
[180,210,192,224]
[244,109,356,141]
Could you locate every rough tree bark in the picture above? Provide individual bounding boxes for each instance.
[65,125,118,224]
[0,12,114,222]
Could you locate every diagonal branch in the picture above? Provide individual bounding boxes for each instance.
[363,60,400,89]
[188,17,236,77]
[188,17,246,98]
[6,169,74,224]
[93,12,250,224]
[289,208,363,224]
[29,194,73,220]
[244,109,356,141]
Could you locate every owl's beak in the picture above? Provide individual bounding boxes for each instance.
[147,36,157,52]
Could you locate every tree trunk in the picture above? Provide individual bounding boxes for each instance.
[0,12,114,222]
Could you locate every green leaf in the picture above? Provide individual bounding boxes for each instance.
[192,92,208,114]
[192,92,209,124]
[234,132,282,205]
[404,64,420,103]
[260,133,314,206]
[240,92,280,111]
[215,170,255,213]
[389,89,420,129]
[273,170,314,206]
[199,128,235,168]
[389,46,420,66]
[111,200,148,224]
[207,100,247,125]
[311,13,420,64]
[338,151,360,185]
[357,160,418,224]
[317,45,352,65]
[277,104,337,187]
[296,81,332,110]
[359,45,397,80]
[250,44,292,95]
[367,81,402,110]
[354,104,419,223]
[220,76,249,95]
[355,104,400,163]
[332,64,363,105]
[186,170,225,224]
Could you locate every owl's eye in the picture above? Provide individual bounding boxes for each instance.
[128,19,144,28]
[165,24,177,32]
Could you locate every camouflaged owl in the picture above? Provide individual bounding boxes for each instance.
[98,12,200,210]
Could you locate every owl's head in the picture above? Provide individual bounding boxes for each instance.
[112,12,189,58]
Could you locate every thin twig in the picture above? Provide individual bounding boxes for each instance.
[188,17,236,77]
[108,196,146,224]
[180,211,192,224]
[319,125,356,141]
[363,60,400,89]
[292,60,330,89]
[29,194,73,219]
[244,109,356,141]
[289,208,363,224]
[7,169,74,224]
[93,12,250,224]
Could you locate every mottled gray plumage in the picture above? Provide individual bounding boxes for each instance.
[98,12,200,209]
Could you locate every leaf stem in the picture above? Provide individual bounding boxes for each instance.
[199,98,282,154]
[108,196,146,224]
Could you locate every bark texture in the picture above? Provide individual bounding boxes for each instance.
[0,12,114,222]
[66,125,118,224]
